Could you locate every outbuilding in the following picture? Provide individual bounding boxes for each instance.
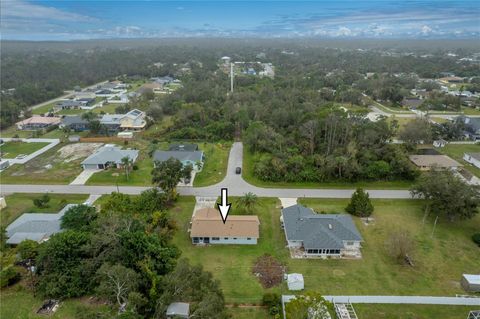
[461,274,480,292]
[286,273,304,291]
[166,302,189,319]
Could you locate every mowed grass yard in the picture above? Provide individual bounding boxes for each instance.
[0,142,101,184]
[0,141,49,158]
[193,142,231,186]
[170,196,480,305]
[1,193,88,228]
[439,143,480,177]
[242,149,413,189]
[0,286,113,319]
[354,304,479,319]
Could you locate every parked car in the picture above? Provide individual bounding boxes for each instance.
[16,154,27,159]
[235,167,241,174]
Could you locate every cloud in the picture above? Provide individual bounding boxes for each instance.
[1,0,93,22]
[421,25,433,35]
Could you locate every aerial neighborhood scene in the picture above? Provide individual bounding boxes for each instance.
[1,1,480,319]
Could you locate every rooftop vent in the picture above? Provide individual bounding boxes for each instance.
[328,224,333,230]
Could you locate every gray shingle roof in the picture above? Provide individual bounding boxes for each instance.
[81,145,139,166]
[168,143,198,152]
[153,150,203,163]
[6,204,77,244]
[62,115,90,126]
[282,204,363,250]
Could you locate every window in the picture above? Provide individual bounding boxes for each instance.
[193,237,199,243]
[212,237,220,241]
[247,238,251,240]
[224,237,228,240]
[233,238,237,240]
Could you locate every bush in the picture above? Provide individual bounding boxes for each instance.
[0,266,21,288]
[263,292,281,315]
[472,233,480,247]
[132,165,139,171]
[33,193,50,208]
[345,188,374,217]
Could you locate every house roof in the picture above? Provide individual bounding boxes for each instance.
[153,150,203,163]
[56,100,85,108]
[62,115,90,126]
[409,155,462,168]
[100,109,145,126]
[16,116,61,126]
[81,145,139,165]
[281,204,362,250]
[166,302,190,316]
[6,204,77,244]
[465,153,480,161]
[168,143,198,152]
[190,208,260,238]
[462,274,480,285]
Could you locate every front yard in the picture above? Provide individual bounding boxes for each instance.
[170,196,480,304]
[193,142,231,186]
[354,304,478,319]
[0,141,50,158]
[0,142,101,184]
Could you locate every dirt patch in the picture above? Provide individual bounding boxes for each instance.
[252,254,285,288]
[57,143,103,162]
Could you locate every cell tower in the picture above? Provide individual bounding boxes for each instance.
[230,62,234,93]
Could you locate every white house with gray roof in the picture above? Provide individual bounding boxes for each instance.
[281,204,363,259]
[81,144,139,170]
[6,204,78,245]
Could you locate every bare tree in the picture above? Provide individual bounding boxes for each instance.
[386,229,415,266]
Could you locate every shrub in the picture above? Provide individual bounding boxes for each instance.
[0,266,21,288]
[472,233,480,247]
[33,193,50,208]
[345,188,374,217]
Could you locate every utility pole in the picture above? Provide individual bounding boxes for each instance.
[230,62,234,93]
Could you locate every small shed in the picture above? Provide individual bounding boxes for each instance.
[166,302,190,318]
[0,197,6,210]
[287,273,304,291]
[118,131,133,139]
[461,274,480,292]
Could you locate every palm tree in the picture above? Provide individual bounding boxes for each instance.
[121,156,133,181]
[236,192,258,214]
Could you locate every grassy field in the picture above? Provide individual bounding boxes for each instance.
[242,149,414,189]
[31,102,57,115]
[0,125,36,138]
[440,143,480,177]
[193,142,231,186]
[170,196,480,304]
[228,307,269,318]
[354,304,478,319]
[0,286,112,319]
[0,142,96,184]
[1,193,88,228]
[462,107,480,116]
[0,141,49,158]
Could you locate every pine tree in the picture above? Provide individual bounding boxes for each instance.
[345,188,374,217]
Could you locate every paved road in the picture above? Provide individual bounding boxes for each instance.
[0,142,412,199]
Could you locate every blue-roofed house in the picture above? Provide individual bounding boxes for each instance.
[81,144,139,170]
[281,204,363,259]
[153,150,204,171]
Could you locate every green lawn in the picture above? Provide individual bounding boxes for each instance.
[0,125,36,138]
[31,102,56,115]
[92,103,121,114]
[228,307,269,318]
[1,193,88,228]
[0,141,49,158]
[0,142,94,184]
[169,196,480,304]
[0,286,113,319]
[440,143,480,177]
[193,142,231,186]
[242,149,414,189]
[462,107,480,116]
[354,304,479,319]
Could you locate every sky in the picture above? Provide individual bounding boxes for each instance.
[1,0,479,41]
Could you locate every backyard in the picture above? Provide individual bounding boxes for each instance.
[170,196,480,305]
[1,193,88,228]
[0,142,102,184]
[353,304,479,319]
[0,141,49,158]
[439,143,480,177]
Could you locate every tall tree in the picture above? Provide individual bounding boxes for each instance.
[96,263,140,308]
[121,156,133,181]
[411,169,480,222]
[151,158,184,201]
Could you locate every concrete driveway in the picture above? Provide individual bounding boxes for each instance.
[70,169,101,185]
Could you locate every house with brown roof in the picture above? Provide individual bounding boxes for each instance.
[409,155,462,171]
[15,116,62,130]
[190,208,260,245]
